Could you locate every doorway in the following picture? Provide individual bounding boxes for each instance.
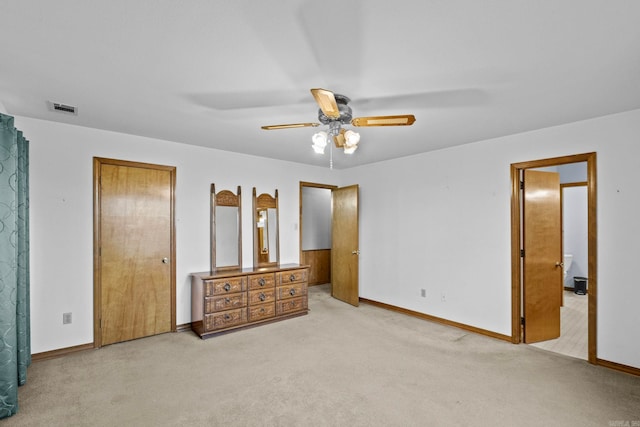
[93,157,176,347]
[299,182,336,286]
[510,152,597,363]
[299,181,360,306]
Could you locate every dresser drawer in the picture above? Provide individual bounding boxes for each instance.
[205,293,247,313]
[276,297,308,315]
[204,308,247,331]
[248,288,276,305]
[248,273,276,290]
[248,303,275,322]
[277,269,308,285]
[204,276,246,296]
[277,282,307,300]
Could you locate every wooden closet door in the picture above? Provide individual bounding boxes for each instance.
[95,158,175,346]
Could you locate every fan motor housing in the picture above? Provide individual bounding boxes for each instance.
[318,94,352,125]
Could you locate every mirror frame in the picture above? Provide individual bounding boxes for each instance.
[253,187,279,268]
[211,184,242,271]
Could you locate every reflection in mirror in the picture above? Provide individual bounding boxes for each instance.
[253,188,279,267]
[211,185,242,271]
[257,209,269,254]
[267,208,278,263]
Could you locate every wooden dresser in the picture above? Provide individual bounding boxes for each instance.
[191,264,309,338]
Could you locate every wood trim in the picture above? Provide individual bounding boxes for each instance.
[596,359,640,377]
[561,181,588,188]
[176,323,192,333]
[32,343,95,362]
[510,152,597,362]
[93,157,177,348]
[360,298,512,343]
[301,249,331,285]
[299,181,339,189]
[587,154,597,363]
[510,164,522,343]
[93,158,102,348]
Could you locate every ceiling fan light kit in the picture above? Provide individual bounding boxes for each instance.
[311,131,328,154]
[261,88,415,165]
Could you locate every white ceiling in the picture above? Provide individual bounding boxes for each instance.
[1,1,639,169]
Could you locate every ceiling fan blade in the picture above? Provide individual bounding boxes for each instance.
[351,115,416,127]
[261,123,320,130]
[310,88,340,119]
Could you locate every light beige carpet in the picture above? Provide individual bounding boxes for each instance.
[5,285,640,426]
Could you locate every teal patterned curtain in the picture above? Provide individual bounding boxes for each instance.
[0,113,30,419]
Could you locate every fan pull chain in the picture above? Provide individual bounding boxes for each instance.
[329,142,333,169]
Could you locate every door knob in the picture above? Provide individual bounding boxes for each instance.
[352,250,360,255]
[162,257,169,264]
[555,261,564,268]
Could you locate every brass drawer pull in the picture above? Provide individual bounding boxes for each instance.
[223,283,231,292]
[289,274,295,282]
[289,288,296,296]
[224,314,231,320]
[225,298,231,304]
[259,292,266,302]
[259,278,266,286]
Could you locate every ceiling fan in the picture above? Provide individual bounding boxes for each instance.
[261,88,416,155]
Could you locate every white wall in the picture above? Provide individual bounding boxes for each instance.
[559,162,587,183]
[343,109,640,370]
[16,116,340,353]
[301,187,332,250]
[16,108,640,370]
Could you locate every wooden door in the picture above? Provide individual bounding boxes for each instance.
[523,170,562,343]
[94,158,175,346]
[331,185,359,306]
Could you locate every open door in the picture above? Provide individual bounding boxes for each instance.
[331,185,359,306]
[522,170,562,343]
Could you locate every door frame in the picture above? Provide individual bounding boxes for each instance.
[299,181,337,284]
[510,152,597,363]
[93,157,177,348]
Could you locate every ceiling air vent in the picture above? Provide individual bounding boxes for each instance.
[47,101,78,115]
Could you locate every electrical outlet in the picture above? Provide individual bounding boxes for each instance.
[63,312,72,325]
[420,289,426,298]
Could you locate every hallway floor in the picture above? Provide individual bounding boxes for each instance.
[530,290,588,360]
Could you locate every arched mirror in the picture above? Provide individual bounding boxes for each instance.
[253,188,279,267]
[211,184,242,271]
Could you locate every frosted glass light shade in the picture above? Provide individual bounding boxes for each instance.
[311,131,328,154]
[344,144,358,154]
[344,130,360,147]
